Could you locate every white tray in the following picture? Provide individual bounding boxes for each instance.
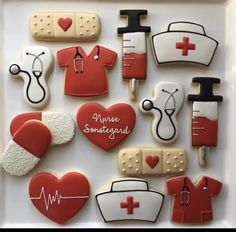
[0,0,235,228]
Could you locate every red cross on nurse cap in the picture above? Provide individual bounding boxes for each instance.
[151,21,218,66]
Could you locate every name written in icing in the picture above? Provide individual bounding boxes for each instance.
[92,113,120,124]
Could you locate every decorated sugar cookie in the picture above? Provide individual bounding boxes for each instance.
[117,9,151,101]
[30,12,101,41]
[77,103,136,151]
[10,111,75,145]
[96,178,164,222]
[167,176,222,224]
[2,121,51,176]
[57,46,117,97]
[118,147,187,176]
[9,46,53,108]
[139,82,184,144]
[151,21,218,66]
[29,172,90,224]
[188,77,223,167]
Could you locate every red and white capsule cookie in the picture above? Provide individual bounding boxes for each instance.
[29,172,90,224]
[10,111,75,145]
[1,121,51,176]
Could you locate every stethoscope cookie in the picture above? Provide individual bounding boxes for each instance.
[10,111,75,145]
[77,103,136,151]
[29,172,90,224]
[1,121,51,176]
[139,82,184,144]
[151,21,218,66]
[9,46,53,108]
[118,147,187,176]
[166,176,222,224]
[96,178,164,222]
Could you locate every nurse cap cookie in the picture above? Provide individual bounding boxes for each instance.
[2,121,51,176]
[96,178,164,223]
[118,147,187,176]
[139,82,184,144]
[166,176,222,224]
[29,172,90,224]
[151,21,218,66]
[30,11,101,41]
[9,46,53,108]
[10,111,75,145]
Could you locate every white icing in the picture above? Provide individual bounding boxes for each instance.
[83,124,130,140]
[96,179,164,222]
[30,187,89,211]
[193,101,218,120]
[10,46,53,108]
[42,111,75,145]
[139,82,184,144]
[1,141,39,176]
[152,24,217,65]
[123,32,146,54]
[92,113,120,124]
[168,22,205,34]
[111,179,148,191]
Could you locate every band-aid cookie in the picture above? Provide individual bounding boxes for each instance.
[30,12,101,41]
[118,148,187,176]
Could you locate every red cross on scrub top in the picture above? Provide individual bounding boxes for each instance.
[120,196,140,214]
[176,37,196,56]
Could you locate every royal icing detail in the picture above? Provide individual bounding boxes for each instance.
[188,77,223,166]
[118,10,151,101]
[29,172,90,224]
[139,82,184,144]
[151,21,218,66]
[9,46,53,108]
[77,103,136,151]
[2,121,51,176]
[96,178,164,222]
[57,46,117,97]
[118,147,187,176]
[167,176,222,224]
[30,12,101,41]
[10,111,75,146]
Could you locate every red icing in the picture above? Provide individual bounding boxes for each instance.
[10,112,42,136]
[123,53,146,79]
[13,121,51,159]
[77,103,136,151]
[29,172,90,224]
[120,196,140,215]
[145,155,159,169]
[176,37,195,56]
[57,46,117,97]
[167,176,222,224]
[192,117,218,147]
[58,18,72,32]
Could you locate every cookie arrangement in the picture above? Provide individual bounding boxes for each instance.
[1,8,224,226]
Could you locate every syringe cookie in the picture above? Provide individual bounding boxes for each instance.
[118,147,187,176]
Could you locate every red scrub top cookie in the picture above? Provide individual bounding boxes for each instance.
[29,172,90,224]
[57,45,117,97]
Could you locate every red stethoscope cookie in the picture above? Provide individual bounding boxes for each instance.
[29,172,90,224]
[166,176,222,224]
[77,103,136,151]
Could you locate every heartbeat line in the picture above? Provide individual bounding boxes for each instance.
[30,187,89,211]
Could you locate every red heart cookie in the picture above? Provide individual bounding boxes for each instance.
[58,17,72,31]
[145,156,159,169]
[77,103,136,151]
[29,172,90,224]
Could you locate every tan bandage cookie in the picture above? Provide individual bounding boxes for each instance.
[30,12,101,41]
[118,148,187,176]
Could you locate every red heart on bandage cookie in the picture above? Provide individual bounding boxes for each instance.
[58,17,72,31]
[145,156,159,169]
[29,172,90,224]
[77,103,136,151]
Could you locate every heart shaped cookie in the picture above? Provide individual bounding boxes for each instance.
[29,172,90,224]
[77,103,136,151]
[58,17,72,31]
